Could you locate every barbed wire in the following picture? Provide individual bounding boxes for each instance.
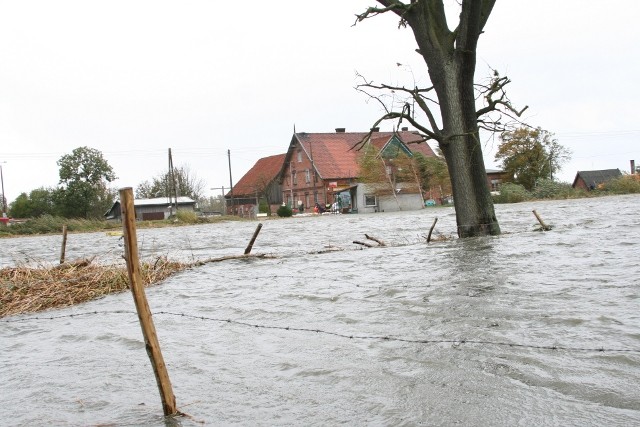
[2,310,638,354]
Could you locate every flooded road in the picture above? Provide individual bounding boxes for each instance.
[1,194,639,426]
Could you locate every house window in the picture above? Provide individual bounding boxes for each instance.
[292,171,297,185]
[364,194,377,207]
[297,151,302,163]
[385,166,392,175]
[491,179,502,191]
[305,169,311,183]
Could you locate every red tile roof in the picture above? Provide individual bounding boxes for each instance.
[231,153,286,197]
[296,131,436,179]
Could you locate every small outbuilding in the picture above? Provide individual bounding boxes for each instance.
[572,169,622,191]
[104,197,197,221]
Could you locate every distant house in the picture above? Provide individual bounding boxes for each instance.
[226,153,286,217]
[104,196,197,221]
[572,169,622,190]
[486,169,507,193]
[280,128,439,214]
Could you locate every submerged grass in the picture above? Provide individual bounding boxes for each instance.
[0,257,189,318]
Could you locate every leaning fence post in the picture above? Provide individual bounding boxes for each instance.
[427,217,438,243]
[244,222,263,255]
[120,187,178,416]
[59,225,68,264]
[532,209,551,231]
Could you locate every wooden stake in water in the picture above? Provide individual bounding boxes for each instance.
[244,222,263,255]
[427,217,438,243]
[59,225,68,264]
[120,187,178,416]
[532,209,551,231]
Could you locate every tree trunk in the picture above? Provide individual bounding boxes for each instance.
[405,0,500,238]
[437,66,500,237]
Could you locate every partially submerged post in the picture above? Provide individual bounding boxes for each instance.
[427,217,438,243]
[532,209,551,231]
[244,223,263,255]
[120,187,178,416]
[364,234,386,246]
[59,225,68,264]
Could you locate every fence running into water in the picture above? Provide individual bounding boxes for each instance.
[1,194,639,426]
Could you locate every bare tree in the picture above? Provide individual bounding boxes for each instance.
[354,1,527,237]
[136,165,206,202]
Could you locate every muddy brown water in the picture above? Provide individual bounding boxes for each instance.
[1,194,639,426]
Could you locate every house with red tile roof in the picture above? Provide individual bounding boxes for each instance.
[226,153,286,216]
[280,128,439,214]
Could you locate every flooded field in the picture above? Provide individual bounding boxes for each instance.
[1,194,639,426]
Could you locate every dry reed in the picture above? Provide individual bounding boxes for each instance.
[0,257,189,318]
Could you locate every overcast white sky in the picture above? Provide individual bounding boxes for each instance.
[1,1,638,203]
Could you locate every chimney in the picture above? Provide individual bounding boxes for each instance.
[370,127,380,132]
[401,127,408,131]
[335,128,346,133]
[632,160,636,174]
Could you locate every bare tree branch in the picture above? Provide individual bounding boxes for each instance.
[355,71,443,144]
[350,109,436,152]
[475,71,528,119]
[354,1,415,28]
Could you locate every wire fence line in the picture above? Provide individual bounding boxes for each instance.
[2,310,638,354]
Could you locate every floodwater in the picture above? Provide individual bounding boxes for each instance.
[1,194,639,426]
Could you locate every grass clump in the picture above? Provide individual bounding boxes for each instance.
[601,175,640,194]
[0,213,248,237]
[531,179,578,199]
[0,257,188,317]
[493,183,531,203]
[175,209,199,223]
[0,215,120,236]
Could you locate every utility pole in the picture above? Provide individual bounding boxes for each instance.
[228,149,234,215]
[0,162,6,216]
[168,149,178,216]
[210,186,226,214]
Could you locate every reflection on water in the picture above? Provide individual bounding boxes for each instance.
[1,194,639,426]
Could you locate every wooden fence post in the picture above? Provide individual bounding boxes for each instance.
[532,209,551,231]
[59,225,68,264]
[244,222,263,255]
[427,217,438,243]
[120,187,178,416]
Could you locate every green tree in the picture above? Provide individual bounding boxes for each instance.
[358,143,388,188]
[56,147,117,218]
[495,127,571,191]
[355,1,529,237]
[413,153,451,199]
[9,187,58,218]
[358,143,402,202]
[136,166,205,202]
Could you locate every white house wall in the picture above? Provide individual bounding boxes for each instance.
[355,183,423,214]
[379,193,423,212]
